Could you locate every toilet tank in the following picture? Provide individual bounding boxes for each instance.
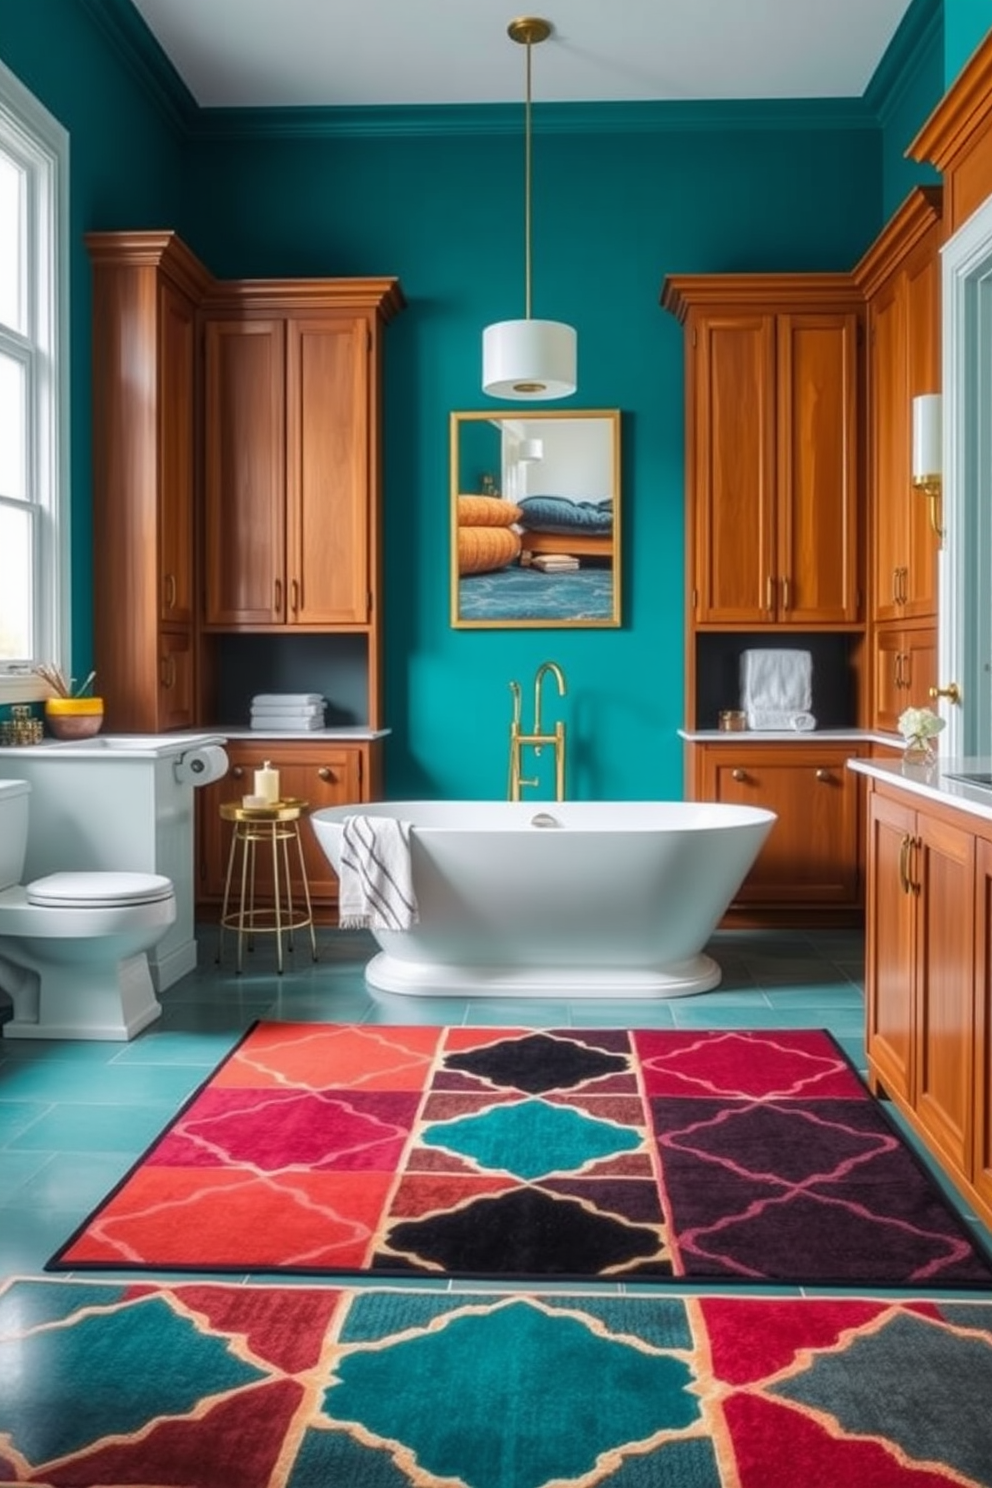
[0,778,30,889]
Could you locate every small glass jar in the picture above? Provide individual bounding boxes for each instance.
[718,710,748,732]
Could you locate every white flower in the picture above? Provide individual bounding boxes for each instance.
[898,706,946,744]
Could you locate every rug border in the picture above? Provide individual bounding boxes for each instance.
[42,1023,992,1289]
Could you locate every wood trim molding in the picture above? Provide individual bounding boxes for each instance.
[660,272,860,322]
[200,277,406,321]
[851,185,943,298]
[909,29,992,234]
[84,230,215,302]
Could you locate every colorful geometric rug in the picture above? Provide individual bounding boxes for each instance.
[4,1277,992,1487]
[47,1024,992,1287]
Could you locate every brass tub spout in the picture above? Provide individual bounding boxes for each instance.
[507,661,567,801]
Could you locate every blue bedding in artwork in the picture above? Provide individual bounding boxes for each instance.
[517,496,613,535]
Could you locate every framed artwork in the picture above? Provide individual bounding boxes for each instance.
[450,409,621,628]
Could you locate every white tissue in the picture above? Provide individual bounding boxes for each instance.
[173,744,229,787]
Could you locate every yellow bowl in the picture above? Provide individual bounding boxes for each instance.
[44,696,104,739]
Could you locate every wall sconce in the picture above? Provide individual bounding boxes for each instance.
[912,393,943,541]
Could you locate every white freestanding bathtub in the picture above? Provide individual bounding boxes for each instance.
[311,800,775,998]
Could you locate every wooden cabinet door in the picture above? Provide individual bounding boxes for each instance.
[691,314,776,624]
[198,742,363,906]
[203,320,286,626]
[873,627,938,732]
[973,836,992,1218]
[286,317,370,625]
[869,282,907,625]
[913,809,975,1177]
[699,745,861,906]
[776,313,860,623]
[158,278,195,626]
[865,790,916,1103]
[904,242,940,618]
[157,628,195,732]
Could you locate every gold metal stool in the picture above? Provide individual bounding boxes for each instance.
[217,799,317,973]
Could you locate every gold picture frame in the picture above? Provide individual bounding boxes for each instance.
[450,409,621,629]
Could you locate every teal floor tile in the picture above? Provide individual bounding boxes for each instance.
[7,1102,173,1154]
[0,1100,55,1145]
[0,1149,54,1201]
[0,1059,202,1105]
[10,1151,137,1211]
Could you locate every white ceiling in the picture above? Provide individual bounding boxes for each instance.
[128,0,916,110]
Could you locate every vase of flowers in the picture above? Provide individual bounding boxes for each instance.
[898,705,944,768]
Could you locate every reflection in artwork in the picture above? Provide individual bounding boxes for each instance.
[451,411,620,628]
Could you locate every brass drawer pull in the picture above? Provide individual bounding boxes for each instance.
[731,768,746,782]
[815,768,831,782]
[231,765,244,781]
[898,833,912,894]
[317,766,334,781]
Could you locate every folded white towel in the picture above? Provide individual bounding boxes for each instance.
[251,708,325,721]
[251,703,325,715]
[250,717,325,730]
[741,649,812,720]
[252,693,325,707]
[338,815,419,931]
[746,709,819,732]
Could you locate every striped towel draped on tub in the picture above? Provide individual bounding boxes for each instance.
[338,815,419,931]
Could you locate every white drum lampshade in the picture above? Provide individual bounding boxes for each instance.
[483,319,577,400]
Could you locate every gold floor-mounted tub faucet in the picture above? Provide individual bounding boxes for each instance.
[508,660,567,801]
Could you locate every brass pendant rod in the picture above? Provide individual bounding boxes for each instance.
[524,34,533,320]
[508,18,551,322]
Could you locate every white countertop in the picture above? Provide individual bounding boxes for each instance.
[848,755,992,826]
[0,731,228,759]
[219,726,390,742]
[679,728,901,746]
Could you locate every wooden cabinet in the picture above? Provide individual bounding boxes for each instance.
[865,779,986,1222]
[661,276,862,628]
[687,742,865,918]
[201,281,403,636]
[197,739,379,915]
[87,231,213,732]
[855,187,942,627]
[873,626,937,733]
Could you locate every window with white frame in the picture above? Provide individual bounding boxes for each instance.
[0,58,69,702]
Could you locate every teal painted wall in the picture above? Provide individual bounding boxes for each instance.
[944,0,992,83]
[872,0,943,221]
[0,2,955,801]
[0,0,187,670]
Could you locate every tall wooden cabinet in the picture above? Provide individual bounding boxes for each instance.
[87,232,213,732]
[661,276,862,628]
[663,272,866,926]
[854,188,942,728]
[200,293,397,635]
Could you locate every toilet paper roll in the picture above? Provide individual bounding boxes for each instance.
[174,744,229,787]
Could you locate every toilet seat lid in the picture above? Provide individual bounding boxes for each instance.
[25,871,175,908]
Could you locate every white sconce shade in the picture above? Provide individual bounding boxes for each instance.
[912,393,942,483]
[483,319,577,400]
[518,437,544,462]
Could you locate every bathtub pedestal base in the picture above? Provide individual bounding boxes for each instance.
[364,951,723,999]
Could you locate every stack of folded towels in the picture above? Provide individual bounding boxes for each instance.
[740,650,816,731]
[250,693,326,731]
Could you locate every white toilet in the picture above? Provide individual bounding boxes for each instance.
[0,778,177,1040]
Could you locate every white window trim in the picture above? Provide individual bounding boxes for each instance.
[0,56,70,704]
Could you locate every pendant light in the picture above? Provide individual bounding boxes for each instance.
[482,16,577,400]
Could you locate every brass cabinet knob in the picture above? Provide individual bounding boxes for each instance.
[929,682,961,704]
[731,768,746,782]
[231,765,244,780]
[317,767,333,781]
[815,768,831,782]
